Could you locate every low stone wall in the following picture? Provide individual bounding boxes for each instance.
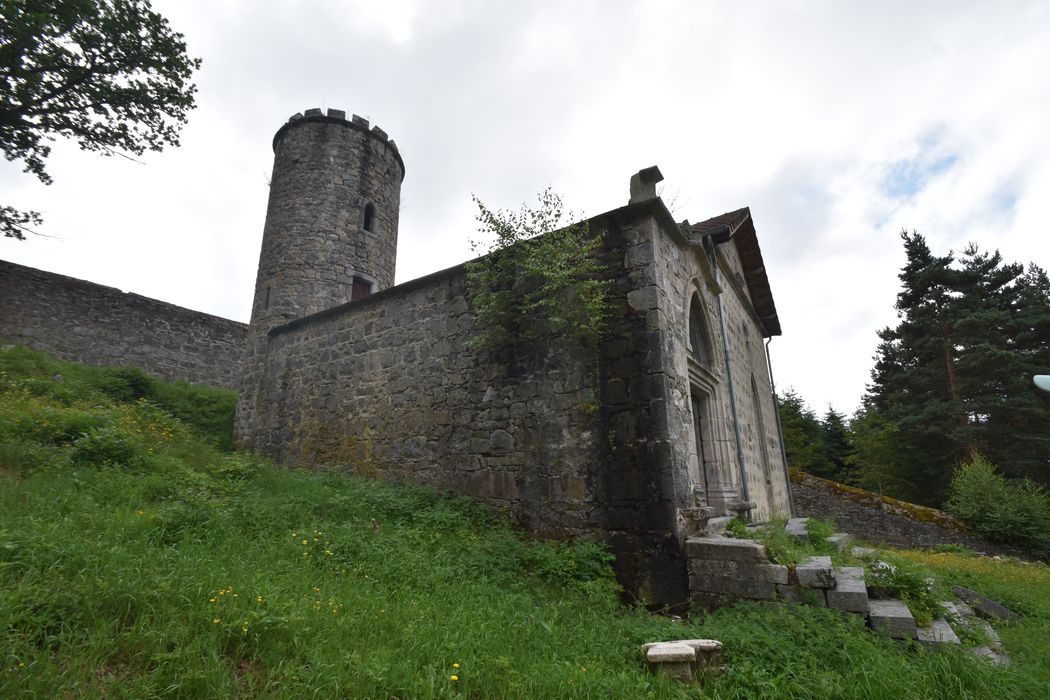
[0,260,247,388]
[790,470,1031,559]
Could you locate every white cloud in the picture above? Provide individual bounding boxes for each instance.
[3,0,1049,415]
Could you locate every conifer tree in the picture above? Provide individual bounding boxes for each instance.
[777,389,835,478]
[856,231,1050,505]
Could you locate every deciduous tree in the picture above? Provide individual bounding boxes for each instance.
[1,0,201,239]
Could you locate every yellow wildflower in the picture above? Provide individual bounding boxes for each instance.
[450,675,459,682]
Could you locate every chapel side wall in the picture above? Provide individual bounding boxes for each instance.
[716,245,791,518]
[242,266,610,535]
[0,260,247,388]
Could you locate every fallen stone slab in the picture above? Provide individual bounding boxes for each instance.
[869,599,917,640]
[796,556,835,589]
[641,639,725,683]
[686,536,768,562]
[917,618,960,647]
[968,645,1010,666]
[952,586,1020,621]
[643,642,695,682]
[827,566,869,615]
[785,517,810,540]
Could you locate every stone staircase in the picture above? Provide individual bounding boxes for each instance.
[686,518,1011,662]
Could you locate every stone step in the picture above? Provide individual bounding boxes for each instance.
[796,555,835,589]
[827,566,869,614]
[942,600,1010,665]
[785,517,810,540]
[868,599,917,639]
[825,533,850,552]
[850,546,877,560]
[705,516,734,535]
[917,618,961,647]
[686,536,768,562]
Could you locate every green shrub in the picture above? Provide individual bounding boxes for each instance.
[946,454,1050,557]
[72,425,138,467]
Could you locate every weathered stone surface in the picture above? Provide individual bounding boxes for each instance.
[645,643,695,663]
[952,586,1020,621]
[917,618,960,647]
[686,537,768,562]
[0,261,246,388]
[785,517,810,540]
[869,599,917,639]
[796,556,835,589]
[756,563,790,585]
[776,584,801,602]
[644,643,696,683]
[826,566,869,614]
[826,533,850,552]
[851,546,877,559]
[791,471,1032,559]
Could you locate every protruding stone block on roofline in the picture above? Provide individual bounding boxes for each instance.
[629,165,664,204]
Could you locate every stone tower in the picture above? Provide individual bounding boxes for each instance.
[247,107,405,333]
[235,108,405,446]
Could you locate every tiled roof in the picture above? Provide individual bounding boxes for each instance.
[690,208,781,337]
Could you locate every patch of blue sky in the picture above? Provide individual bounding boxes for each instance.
[881,151,959,199]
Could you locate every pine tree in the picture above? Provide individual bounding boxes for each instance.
[820,407,856,484]
[857,231,1050,505]
[777,389,835,478]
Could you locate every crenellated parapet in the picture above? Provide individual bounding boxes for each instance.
[272,107,404,177]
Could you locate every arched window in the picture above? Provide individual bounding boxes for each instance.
[688,295,712,366]
[363,202,377,233]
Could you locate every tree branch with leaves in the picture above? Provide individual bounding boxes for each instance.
[466,188,611,355]
[0,0,201,239]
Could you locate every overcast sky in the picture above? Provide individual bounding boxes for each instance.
[3,0,1049,415]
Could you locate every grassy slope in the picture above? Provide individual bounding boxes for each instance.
[0,346,1047,698]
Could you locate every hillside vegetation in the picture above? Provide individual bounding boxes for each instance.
[2,347,1049,698]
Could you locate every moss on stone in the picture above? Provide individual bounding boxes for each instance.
[789,469,967,531]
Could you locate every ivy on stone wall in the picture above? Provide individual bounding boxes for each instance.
[466,188,611,353]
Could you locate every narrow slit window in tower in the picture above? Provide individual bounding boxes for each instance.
[363,202,377,233]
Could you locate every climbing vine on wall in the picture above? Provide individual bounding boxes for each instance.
[466,188,611,352]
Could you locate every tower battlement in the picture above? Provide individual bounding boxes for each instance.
[272,108,405,177]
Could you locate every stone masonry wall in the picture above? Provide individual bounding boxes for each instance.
[0,259,247,388]
[236,202,692,603]
[791,471,1032,559]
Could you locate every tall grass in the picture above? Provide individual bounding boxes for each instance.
[0,346,1047,697]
